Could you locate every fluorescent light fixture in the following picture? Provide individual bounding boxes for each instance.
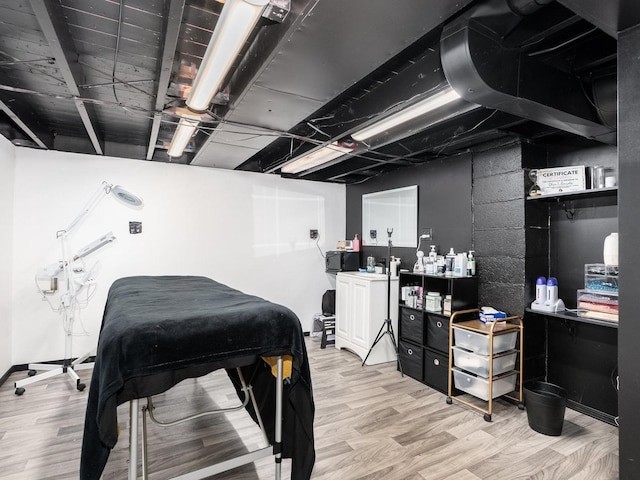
[167,116,200,158]
[351,87,462,141]
[281,142,354,174]
[186,0,269,112]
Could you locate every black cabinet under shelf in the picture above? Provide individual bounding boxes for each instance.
[526,310,618,425]
[398,273,478,392]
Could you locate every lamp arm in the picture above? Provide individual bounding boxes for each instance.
[59,181,113,236]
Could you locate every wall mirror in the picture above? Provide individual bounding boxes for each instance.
[362,185,418,247]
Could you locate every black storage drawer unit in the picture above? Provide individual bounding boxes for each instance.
[399,340,423,381]
[425,313,449,352]
[400,307,423,344]
[398,272,478,391]
[423,348,449,394]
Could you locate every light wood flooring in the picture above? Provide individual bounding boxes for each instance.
[0,337,619,479]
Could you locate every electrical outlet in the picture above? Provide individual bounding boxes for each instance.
[310,229,318,239]
[370,229,377,239]
[129,221,142,234]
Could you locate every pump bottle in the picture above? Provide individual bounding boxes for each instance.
[352,234,360,252]
[445,248,455,277]
[467,251,476,276]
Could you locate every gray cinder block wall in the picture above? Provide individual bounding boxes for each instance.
[471,142,528,316]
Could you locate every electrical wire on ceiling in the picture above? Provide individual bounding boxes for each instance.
[112,0,125,103]
[0,50,70,88]
[434,109,499,156]
[79,61,156,99]
[527,26,599,57]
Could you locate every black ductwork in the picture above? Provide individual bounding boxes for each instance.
[440,0,616,144]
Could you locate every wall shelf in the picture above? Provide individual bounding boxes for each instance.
[526,186,617,201]
[526,308,618,329]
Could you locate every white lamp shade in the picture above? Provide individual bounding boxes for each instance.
[111,185,143,207]
[186,0,269,112]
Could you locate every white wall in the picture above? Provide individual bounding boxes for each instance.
[0,136,15,374]
[12,149,344,365]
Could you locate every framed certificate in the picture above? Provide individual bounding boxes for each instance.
[531,166,586,195]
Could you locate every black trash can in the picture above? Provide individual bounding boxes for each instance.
[524,381,567,436]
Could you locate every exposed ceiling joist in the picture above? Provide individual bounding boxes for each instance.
[146,0,186,160]
[0,98,48,148]
[29,0,104,154]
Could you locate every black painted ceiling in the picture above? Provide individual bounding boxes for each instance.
[0,0,638,183]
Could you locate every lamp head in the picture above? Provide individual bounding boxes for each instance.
[109,184,143,207]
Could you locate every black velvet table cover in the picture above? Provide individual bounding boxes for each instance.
[80,275,315,480]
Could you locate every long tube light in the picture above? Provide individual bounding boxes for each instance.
[167,116,200,158]
[186,0,269,112]
[351,87,462,141]
[281,142,354,174]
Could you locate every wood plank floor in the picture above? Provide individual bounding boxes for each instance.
[0,337,619,479]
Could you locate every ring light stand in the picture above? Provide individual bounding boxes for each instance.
[362,228,403,375]
[15,182,143,396]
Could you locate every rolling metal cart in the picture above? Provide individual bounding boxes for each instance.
[446,308,524,421]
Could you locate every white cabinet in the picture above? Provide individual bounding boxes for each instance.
[335,272,398,365]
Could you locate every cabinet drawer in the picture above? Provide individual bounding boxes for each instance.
[425,313,449,352]
[423,348,449,393]
[400,308,423,344]
[399,340,423,381]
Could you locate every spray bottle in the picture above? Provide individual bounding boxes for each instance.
[467,251,476,276]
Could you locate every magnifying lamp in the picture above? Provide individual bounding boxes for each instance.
[109,184,143,207]
[17,181,145,396]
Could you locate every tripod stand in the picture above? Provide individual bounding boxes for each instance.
[362,228,403,375]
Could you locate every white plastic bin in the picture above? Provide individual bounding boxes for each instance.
[452,346,517,378]
[452,367,517,401]
[453,327,517,355]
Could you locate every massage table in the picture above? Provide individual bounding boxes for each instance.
[80,276,315,480]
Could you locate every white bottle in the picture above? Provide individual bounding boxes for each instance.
[425,256,434,275]
[454,253,467,277]
[467,251,476,276]
[546,277,558,305]
[445,248,455,277]
[603,232,618,266]
[426,246,437,274]
[535,276,547,304]
[414,251,425,273]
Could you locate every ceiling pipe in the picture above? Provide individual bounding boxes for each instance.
[440,0,616,145]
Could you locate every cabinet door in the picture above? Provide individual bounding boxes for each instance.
[335,276,351,339]
[350,279,371,349]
